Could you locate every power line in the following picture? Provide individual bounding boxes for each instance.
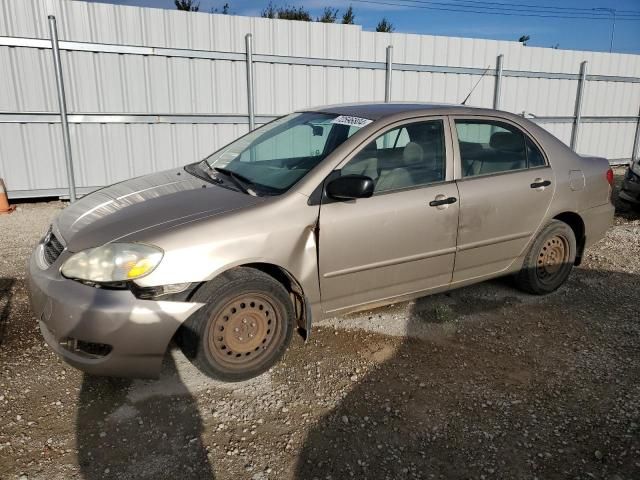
[401,0,640,15]
[350,0,640,20]
[381,0,640,18]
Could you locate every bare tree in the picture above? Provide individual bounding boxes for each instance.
[376,17,394,32]
[175,0,199,11]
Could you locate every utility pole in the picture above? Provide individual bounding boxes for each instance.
[593,8,616,53]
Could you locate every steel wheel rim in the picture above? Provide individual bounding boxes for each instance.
[536,234,569,282]
[206,293,280,371]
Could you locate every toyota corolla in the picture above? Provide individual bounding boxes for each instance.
[28,103,614,381]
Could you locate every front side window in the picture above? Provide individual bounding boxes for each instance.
[375,127,410,150]
[201,112,366,194]
[341,120,446,193]
[456,119,546,177]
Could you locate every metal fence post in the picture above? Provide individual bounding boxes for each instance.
[632,105,640,162]
[570,61,587,152]
[493,54,503,109]
[245,33,255,131]
[48,15,77,202]
[385,45,393,103]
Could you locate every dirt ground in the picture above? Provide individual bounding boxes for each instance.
[0,168,639,480]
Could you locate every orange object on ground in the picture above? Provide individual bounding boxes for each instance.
[0,178,15,214]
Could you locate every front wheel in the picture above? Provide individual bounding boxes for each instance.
[177,268,294,382]
[514,220,576,295]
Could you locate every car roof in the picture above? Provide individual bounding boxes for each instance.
[302,102,506,121]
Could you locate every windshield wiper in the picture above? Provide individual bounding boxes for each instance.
[212,167,258,196]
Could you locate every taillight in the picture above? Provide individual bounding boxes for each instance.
[606,168,614,186]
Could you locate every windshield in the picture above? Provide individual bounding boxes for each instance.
[202,112,369,194]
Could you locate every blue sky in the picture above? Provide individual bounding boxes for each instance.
[87,0,640,54]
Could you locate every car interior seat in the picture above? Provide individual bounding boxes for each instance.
[460,141,484,176]
[375,142,422,192]
[483,131,527,174]
[341,142,379,180]
[462,132,526,176]
[413,138,444,184]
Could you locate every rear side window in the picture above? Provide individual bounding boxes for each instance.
[455,120,545,177]
[526,137,546,168]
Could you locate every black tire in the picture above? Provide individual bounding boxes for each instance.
[617,197,638,212]
[624,199,640,212]
[177,267,294,382]
[514,219,577,295]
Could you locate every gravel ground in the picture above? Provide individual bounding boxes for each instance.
[0,168,639,480]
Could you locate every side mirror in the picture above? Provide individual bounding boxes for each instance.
[326,175,374,200]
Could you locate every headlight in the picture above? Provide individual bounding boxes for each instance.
[631,161,640,176]
[61,243,163,283]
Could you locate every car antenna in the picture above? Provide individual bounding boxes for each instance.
[460,65,492,106]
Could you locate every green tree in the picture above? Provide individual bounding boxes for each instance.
[175,0,199,11]
[341,5,355,24]
[317,7,338,23]
[376,17,394,32]
[261,3,312,21]
[262,2,276,18]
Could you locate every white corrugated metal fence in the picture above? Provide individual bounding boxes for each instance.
[1,0,639,198]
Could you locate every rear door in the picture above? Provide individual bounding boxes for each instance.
[318,117,460,315]
[451,116,555,282]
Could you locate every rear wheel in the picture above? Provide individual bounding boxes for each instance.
[514,220,576,295]
[178,268,294,382]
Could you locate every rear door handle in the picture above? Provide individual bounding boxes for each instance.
[429,196,457,207]
[530,179,551,189]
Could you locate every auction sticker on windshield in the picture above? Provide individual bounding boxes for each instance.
[331,115,373,128]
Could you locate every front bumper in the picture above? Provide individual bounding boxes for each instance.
[619,167,640,205]
[27,245,204,378]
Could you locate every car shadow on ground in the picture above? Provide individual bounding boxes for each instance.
[76,353,214,480]
[50,273,215,479]
[294,267,639,479]
[0,277,16,348]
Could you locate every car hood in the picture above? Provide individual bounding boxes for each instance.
[55,168,265,252]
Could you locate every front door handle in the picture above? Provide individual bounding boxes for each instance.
[429,196,457,207]
[530,179,551,189]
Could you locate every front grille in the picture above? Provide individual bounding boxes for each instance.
[43,232,65,266]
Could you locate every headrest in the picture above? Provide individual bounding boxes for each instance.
[459,141,483,157]
[360,141,378,156]
[490,132,524,153]
[403,142,424,165]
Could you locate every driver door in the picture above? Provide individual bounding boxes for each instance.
[318,118,460,315]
